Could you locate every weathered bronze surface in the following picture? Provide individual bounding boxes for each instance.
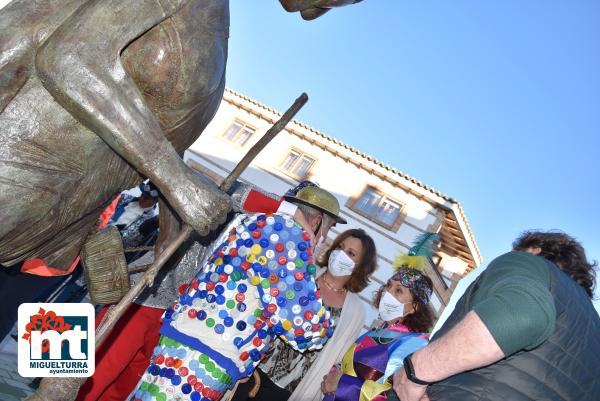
[0,0,362,272]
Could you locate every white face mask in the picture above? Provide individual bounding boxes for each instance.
[378,290,409,322]
[328,249,356,277]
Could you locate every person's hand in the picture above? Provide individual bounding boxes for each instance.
[392,368,429,401]
[320,368,342,395]
[293,209,317,246]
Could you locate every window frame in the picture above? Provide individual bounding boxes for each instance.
[278,147,317,180]
[219,119,257,148]
[347,185,406,231]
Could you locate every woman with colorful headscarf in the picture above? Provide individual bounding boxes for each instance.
[320,234,437,401]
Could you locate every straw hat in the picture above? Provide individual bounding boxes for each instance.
[284,185,347,224]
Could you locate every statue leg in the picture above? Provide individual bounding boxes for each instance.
[0,0,86,112]
[34,0,230,236]
[133,336,234,401]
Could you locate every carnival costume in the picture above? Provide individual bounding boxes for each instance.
[131,212,334,401]
[327,322,428,401]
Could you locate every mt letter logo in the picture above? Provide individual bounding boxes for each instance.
[18,303,95,377]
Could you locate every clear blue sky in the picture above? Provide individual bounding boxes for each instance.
[225,1,600,313]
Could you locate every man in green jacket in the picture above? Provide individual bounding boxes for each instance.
[393,231,600,401]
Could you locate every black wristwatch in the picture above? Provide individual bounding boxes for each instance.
[403,353,433,386]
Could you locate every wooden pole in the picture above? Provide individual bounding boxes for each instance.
[95,225,193,345]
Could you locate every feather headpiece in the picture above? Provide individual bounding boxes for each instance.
[390,232,439,304]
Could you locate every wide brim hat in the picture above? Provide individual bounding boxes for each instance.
[284,186,347,224]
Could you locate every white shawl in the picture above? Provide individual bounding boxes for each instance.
[288,288,365,401]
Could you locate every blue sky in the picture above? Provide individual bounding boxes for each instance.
[225,1,599,313]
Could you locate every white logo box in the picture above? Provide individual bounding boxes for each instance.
[18,303,95,377]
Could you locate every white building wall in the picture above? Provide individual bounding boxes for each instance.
[185,94,465,330]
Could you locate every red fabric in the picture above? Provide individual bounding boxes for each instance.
[243,190,282,213]
[21,257,80,277]
[75,304,164,401]
[98,195,122,229]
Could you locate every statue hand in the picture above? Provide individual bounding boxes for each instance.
[163,166,231,236]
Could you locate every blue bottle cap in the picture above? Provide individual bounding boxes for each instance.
[181,383,192,394]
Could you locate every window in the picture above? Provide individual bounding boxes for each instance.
[350,187,404,229]
[280,149,316,179]
[221,120,255,146]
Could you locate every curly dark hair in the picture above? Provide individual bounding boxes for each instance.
[513,230,597,298]
[318,228,377,293]
[372,276,436,333]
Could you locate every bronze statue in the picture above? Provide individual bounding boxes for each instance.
[0,0,363,272]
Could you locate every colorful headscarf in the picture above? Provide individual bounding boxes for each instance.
[390,268,433,305]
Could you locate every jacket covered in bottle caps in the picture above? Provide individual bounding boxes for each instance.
[159,212,335,383]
